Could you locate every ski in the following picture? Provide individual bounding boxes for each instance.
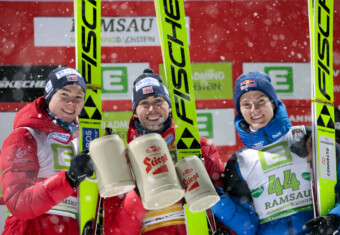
[154,0,209,234]
[74,0,102,234]
[308,0,336,217]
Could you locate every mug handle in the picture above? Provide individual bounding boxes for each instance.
[85,128,113,183]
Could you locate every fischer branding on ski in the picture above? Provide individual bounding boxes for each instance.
[154,0,209,234]
[154,0,201,160]
[74,0,102,234]
[308,0,336,217]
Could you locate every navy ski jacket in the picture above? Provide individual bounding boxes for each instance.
[211,100,340,235]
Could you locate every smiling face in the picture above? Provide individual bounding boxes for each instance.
[134,95,171,131]
[48,84,85,124]
[239,91,275,131]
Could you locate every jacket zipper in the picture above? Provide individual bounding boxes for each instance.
[263,131,273,144]
[288,216,293,235]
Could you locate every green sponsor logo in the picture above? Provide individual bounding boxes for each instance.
[259,141,293,170]
[251,186,264,198]
[302,172,311,181]
[52,144,74,169]
[265,66,293,93]
[191,62,233,99]
[102,66,128,93]
[159,62,233,100]
[197,113,213,139]
[102,111,132,146]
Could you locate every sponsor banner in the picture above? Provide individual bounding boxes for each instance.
[0,63,149,104]
[101,62,149,100]
[0,65,59,102]
[287,106,312,126]
[102,111,132,147]
[243,63,311,99]
[159,62,233,100]
[34,17,190,47]
[197,108,235,146]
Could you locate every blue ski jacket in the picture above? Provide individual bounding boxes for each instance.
[211,100,340,235]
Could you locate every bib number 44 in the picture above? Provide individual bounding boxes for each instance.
[268,169,300,196]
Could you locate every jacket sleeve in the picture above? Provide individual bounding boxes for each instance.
[103,189,146,235]
[0,128,75,219]
[200,137,225,187]
[210,154,259,235]
[211,194,259,235]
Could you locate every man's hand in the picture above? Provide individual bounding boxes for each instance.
[305,214,340,235]
[66,149,94,188]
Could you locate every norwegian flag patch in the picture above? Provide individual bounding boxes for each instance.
[240,79,256,90]
[67,75,78,82]
[135,77,160,91]
[143,86,153,94]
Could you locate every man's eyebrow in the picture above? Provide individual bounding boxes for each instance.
[240,95,267,102]
[60,87,85,95]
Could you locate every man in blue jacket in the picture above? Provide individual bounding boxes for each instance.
[211,71,340,235]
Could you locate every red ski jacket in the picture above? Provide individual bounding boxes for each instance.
[103,116,225,235]
[0,97,78,235]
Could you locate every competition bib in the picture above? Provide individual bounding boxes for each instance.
[46,195,78,219]
[25,127,79,219]
[141,201,185,234]
[238,131,313,223]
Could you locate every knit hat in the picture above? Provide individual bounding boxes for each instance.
[44,67,86,106]
[131,68,171,113]
[233,71,278,114]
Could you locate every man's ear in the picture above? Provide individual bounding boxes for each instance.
[133,113,138,118]
[169,108,172,113]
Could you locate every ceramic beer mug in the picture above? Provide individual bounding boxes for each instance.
[87,134,135,198]
[175,155,220,212]
[127,133,184,210]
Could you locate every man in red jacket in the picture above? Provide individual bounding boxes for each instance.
[103,69,227,234]
[0,67,94,234]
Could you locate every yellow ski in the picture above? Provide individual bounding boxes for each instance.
[154,0,209,234]
[74,0,102,234]
[308,0,336,217]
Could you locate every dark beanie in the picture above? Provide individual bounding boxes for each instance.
[233,71,278,114]
[131,68,171,113]
[44,67,86,106]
